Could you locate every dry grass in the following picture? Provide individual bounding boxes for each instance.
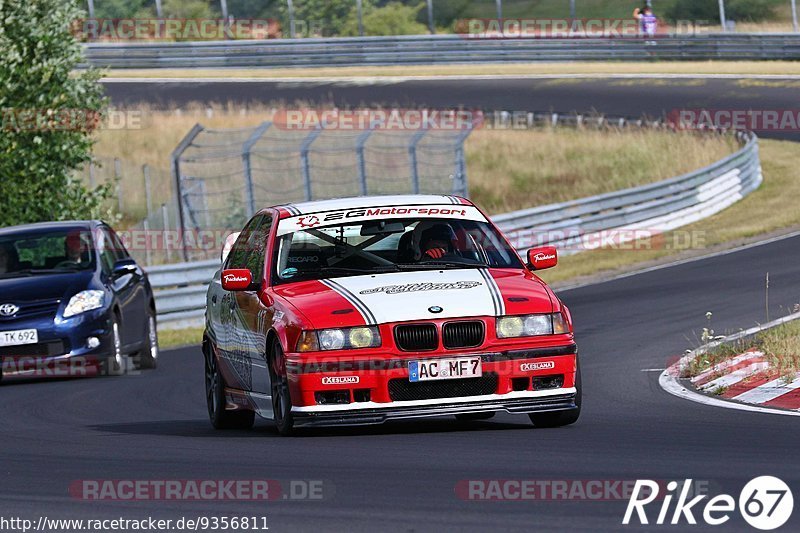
[88,104,737,223]
[537,139,800,285]
[103,61,800,79]
[466,128,737,213]
[758,319,800,376]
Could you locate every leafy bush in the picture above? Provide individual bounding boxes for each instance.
[0,0,112,227]
[342,1,428,36]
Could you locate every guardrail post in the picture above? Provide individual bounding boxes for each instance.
[355,125,375,195]
[241,122,271,217]
[171,123,205,262]
[300,126,323,201]
[408,129,428,194]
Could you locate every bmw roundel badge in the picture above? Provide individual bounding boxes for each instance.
[428,306,443,314]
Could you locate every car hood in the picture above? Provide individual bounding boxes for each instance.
[0,271,94,304]
[272,268,554,329]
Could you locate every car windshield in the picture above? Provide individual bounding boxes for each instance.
[0,229,95,278]
[273,216,522,283]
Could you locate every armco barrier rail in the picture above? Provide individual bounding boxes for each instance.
[83,33,800,69]
[148,131,761,329]
[494,132,761,252]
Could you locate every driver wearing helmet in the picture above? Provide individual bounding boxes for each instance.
[412,222,459,261]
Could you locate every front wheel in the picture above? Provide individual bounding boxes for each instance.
[136,312,158,369]
[269,342,295,436]
[103,319,128,376]
[204,341,254,430]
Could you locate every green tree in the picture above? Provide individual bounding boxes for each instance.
[0,0,112,227]
[342,1,427,36]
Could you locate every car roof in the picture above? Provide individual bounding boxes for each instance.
[0,220,100,237]
[272,195,472,217]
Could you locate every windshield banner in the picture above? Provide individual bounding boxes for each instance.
[277,205,488,235]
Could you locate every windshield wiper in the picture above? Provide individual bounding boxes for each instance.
[410,261,488,269]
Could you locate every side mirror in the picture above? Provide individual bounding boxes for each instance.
[221,232,241,264]
[112,258,137,277]
[527,246,558,270]
[222,268,254,291]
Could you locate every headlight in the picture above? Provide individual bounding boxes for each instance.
[318,329,346,350]
[496,313,569,338]
[63,290,105,318]
[296,327,381,352]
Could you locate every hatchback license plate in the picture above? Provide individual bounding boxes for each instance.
[408,356,482,382]
[0,329,38,347]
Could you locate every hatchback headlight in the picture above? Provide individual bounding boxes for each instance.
[496,313,569,338]
[297,327,381,352]
[63,290,105,318]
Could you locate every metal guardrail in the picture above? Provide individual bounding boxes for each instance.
[494,132,762,252]
[148,130,761,329]
[83,33,800,69]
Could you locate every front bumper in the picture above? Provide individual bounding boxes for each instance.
[285,342,578,425]
[0,309,115,379]
[292,388,578,427]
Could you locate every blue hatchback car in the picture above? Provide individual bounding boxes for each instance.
[0,221,157,380]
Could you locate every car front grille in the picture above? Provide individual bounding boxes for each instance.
[0,299,61,322]
[394,324,438,351]
[388,373,499,402]
[443,321,484,349]
[0,340,67,358]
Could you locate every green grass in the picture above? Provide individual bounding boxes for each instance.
[158,326,204,349]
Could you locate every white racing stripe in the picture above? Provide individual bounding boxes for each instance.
[323,269,500,324]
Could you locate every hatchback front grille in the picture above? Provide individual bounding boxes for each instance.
[388,374,499,402]
[443,321,484,349]
[394,324,438,351]
[0,340,67,358]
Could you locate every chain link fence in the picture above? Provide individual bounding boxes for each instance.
[172,119,474,261]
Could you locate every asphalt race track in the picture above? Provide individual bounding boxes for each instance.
[2,234,800,531]
[103,76,800,141]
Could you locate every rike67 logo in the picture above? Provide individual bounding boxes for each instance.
[624,477,793,530]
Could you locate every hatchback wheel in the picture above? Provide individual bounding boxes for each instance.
[136,312,158,369]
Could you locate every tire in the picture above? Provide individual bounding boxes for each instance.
[136,311,159,370]
[455,412,496,421]
[529,360,582,428]
[269,342,295,436]
[204,341,255,430]
[103,318,128,377]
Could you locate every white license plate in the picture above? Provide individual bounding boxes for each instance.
[0,329,38,347]
[408,356,482,382]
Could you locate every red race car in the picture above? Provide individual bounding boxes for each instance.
[203,195,580,435]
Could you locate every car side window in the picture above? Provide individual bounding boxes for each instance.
[245,215,272,283]
[224,215,269,272]
[106,228,130,261]
[97,229,116,274]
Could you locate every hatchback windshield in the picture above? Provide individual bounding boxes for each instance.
[273,217,522,283]
[0,229,95,278]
